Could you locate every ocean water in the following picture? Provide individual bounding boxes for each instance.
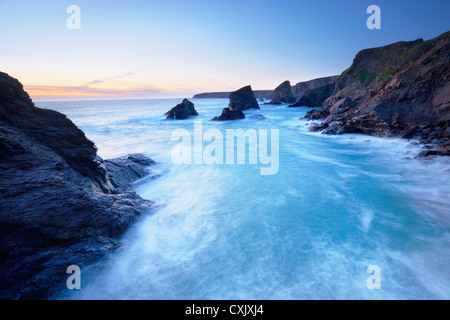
[36,98,450,300]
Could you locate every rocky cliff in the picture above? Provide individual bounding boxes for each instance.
[0,72,156,299]
[306,31,450,155]
[291,75,339,100]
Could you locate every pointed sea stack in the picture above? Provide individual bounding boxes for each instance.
[228,85,259,111]
[165,98,198,119]
[268,80,296,105]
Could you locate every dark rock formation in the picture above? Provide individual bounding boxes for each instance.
[211,108,245,121]
[305,31,450,156]
[267,81,296,105]
[288,84,334,107]
[193,90,273,100]
[248,114,267,120]
[0,72,156,299]
[104,154,158,190]
[228,85,260,111]
[165,98,198,119]
[210,86,259,121]
[291,76,339,100]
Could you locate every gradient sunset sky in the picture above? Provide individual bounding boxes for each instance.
[0,0,449,100]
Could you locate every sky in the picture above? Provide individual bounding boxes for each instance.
[0,0,449,100]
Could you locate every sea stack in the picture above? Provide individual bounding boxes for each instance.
[268,80,296,105]
[165,98,198,119]
[211,108,245,121]
[228,85,260,111]
[211,85,259,121]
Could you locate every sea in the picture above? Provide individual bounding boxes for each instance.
[35,98,450,299]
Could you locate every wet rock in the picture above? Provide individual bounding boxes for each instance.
[0,71,156,299]
[288,83,334,108]
[165,98,198,119]
[211,108,245,121]
[248,114,267,120]
[104,154,156,190]
[228,85,259,111]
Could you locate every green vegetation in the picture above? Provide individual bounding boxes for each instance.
[381,68,396,80]
[407,38,424,51]
[312,85,332,97]
[357,73,376,84]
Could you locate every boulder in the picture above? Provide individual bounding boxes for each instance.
[248,114,267,120]
[165,98,198,119]
[211,108,245,121]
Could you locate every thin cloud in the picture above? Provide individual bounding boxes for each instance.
[25,84,164,100]
[85,70,137,86]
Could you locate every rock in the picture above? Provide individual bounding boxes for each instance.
[125,153,157,166]
[321,123,342,135]
[248,114,267,120]
[258,98,264,102]
[436,140,450,153]
[268,81,296,104]
[104,154,157,190]
[211,108,245,121]
[228,85,260,111]
[288,84,335,108]
[291,75,339,100]
[308,123,323,132]
[165,98,198,119]
[0,72,156,299]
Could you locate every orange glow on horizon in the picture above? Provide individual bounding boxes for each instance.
[24,84,194,100]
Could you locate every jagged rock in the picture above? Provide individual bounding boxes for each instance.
[211,86,258,120]
[268,81,296,104]
[104,154,157,190]
[288,84,334,108]
[248,114,267,120]
[308,123,323,132]
[211,108,245,121]
[291,76,339,100]
[0,72,156,299]
[165,98,198,119]
[228,85,259,111]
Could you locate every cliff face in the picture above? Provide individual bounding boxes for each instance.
[0,72,155,299]
[306,31,450,155]
[291,76,339,100]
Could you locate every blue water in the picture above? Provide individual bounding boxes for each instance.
[36,98,450,299]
